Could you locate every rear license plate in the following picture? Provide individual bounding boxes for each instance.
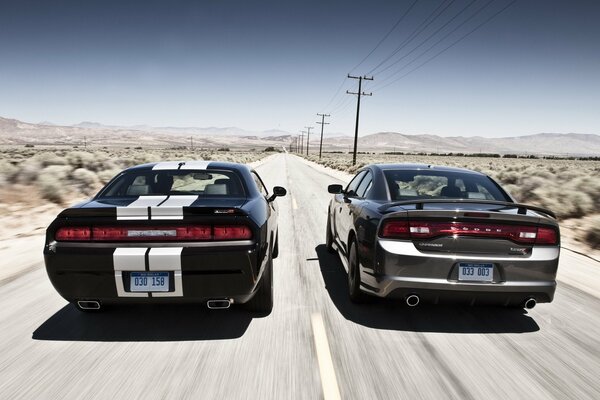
[458,263,494,282]
[130,272,170,292]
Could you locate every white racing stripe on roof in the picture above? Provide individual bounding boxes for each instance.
[117,195,168,220]
[152,161,182,170]
[151,195,198,220]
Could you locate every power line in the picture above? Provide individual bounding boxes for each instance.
[322,76,348,112]
[349,0,421,73]
[372,0,496,90]
[316,113,331,159]
[376,0,517,92]
[367,0,457,75]
[347,74,373,165]
[375,0,477,77]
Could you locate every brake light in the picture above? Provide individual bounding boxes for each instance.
[92,226,212,241]
[381,221,410,239]
[214,225,252,240]
[55,225,252,241]
[536,227,558,245]
[380,220,558,245]
[55,227,91,241]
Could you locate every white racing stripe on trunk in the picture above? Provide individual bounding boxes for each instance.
[179,161,211,170]
[151,195,198,220]
[113,248,148,297]
[117,196,168,220]
[152,161,182,170]
[148,247,183,297]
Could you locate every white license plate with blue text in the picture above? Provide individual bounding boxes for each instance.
[458,263,494,282]
[130,272,170,292]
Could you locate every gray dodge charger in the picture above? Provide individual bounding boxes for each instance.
[326,163,560,309]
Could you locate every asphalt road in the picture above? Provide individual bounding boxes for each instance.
[1,153,599,400]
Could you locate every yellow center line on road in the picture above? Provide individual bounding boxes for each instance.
[311,313,342,400]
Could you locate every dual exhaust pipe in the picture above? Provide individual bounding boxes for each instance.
[206,299,232,309]
[77,300,101,310]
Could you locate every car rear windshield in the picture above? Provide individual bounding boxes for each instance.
[384,170,510,202]
[97,169,246,198]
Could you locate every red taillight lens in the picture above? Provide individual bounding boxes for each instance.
[379,220,558,245]
[55,227,91,241]
[536,227,558,245]
[55,225,252,242]
[213,225,252,240]
[381,220,410,239]
[92,226,212,241]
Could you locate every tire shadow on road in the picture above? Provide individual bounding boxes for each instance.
[315,245,540,334]
[32,304,254,342]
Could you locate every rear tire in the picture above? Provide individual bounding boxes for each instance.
[348,240,368,303]
[244,253,274,314]
[326,214,335,253]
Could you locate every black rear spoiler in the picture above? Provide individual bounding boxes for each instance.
[377,199,556,219]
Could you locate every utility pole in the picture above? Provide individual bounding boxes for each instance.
[316,113,330,159]
[304,126,314,156]
[300,130,307,154]
[190,136,194,150]
[84,136,87,150]
[347,74,373,165]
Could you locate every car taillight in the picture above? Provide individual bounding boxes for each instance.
[55,225,252,241]
[214,225,253,240]
[55,227,91,241]
[380,220,558,245]
[92,226,212,241]
[536,227,558,245]
[381,221,410,239]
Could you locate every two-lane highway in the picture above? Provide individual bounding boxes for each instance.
[1,153,599,399]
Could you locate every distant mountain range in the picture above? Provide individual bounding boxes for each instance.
[1,116,599,156]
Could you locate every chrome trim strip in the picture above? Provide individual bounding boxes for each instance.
[378,239,559,261]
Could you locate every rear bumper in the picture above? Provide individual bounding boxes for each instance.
[360,239,559,305]
[44,240,267,304]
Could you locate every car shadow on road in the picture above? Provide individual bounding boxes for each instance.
[33,304,254,342]
[315,245,540,334]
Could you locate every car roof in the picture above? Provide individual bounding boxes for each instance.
[366,163,486,176]
[125,160,252,173]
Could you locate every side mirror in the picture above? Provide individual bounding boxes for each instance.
[328,184,343,194]
[267,186,287,202]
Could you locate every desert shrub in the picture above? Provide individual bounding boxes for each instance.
[585,219,600,249]
[97,168,121,184]
[71,168,100,195]
[38,165,72,203]
[0,160,19,183]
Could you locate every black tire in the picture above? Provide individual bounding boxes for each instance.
[348,240,368,303]
[272,231,279,259]
[326,214,335,253]
[244,254,274,314]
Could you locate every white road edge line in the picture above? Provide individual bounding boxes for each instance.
[292,196,298,210]
[311,313,342,400]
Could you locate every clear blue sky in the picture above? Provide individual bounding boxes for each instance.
[1,0,599,137]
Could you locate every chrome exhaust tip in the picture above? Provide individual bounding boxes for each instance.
[207,299,231,309]
[405,294,420,307]
[77,300,101,310]
[524,298,537,310]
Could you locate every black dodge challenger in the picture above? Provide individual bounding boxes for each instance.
[326,163,560,309]
[44,160,286,313]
